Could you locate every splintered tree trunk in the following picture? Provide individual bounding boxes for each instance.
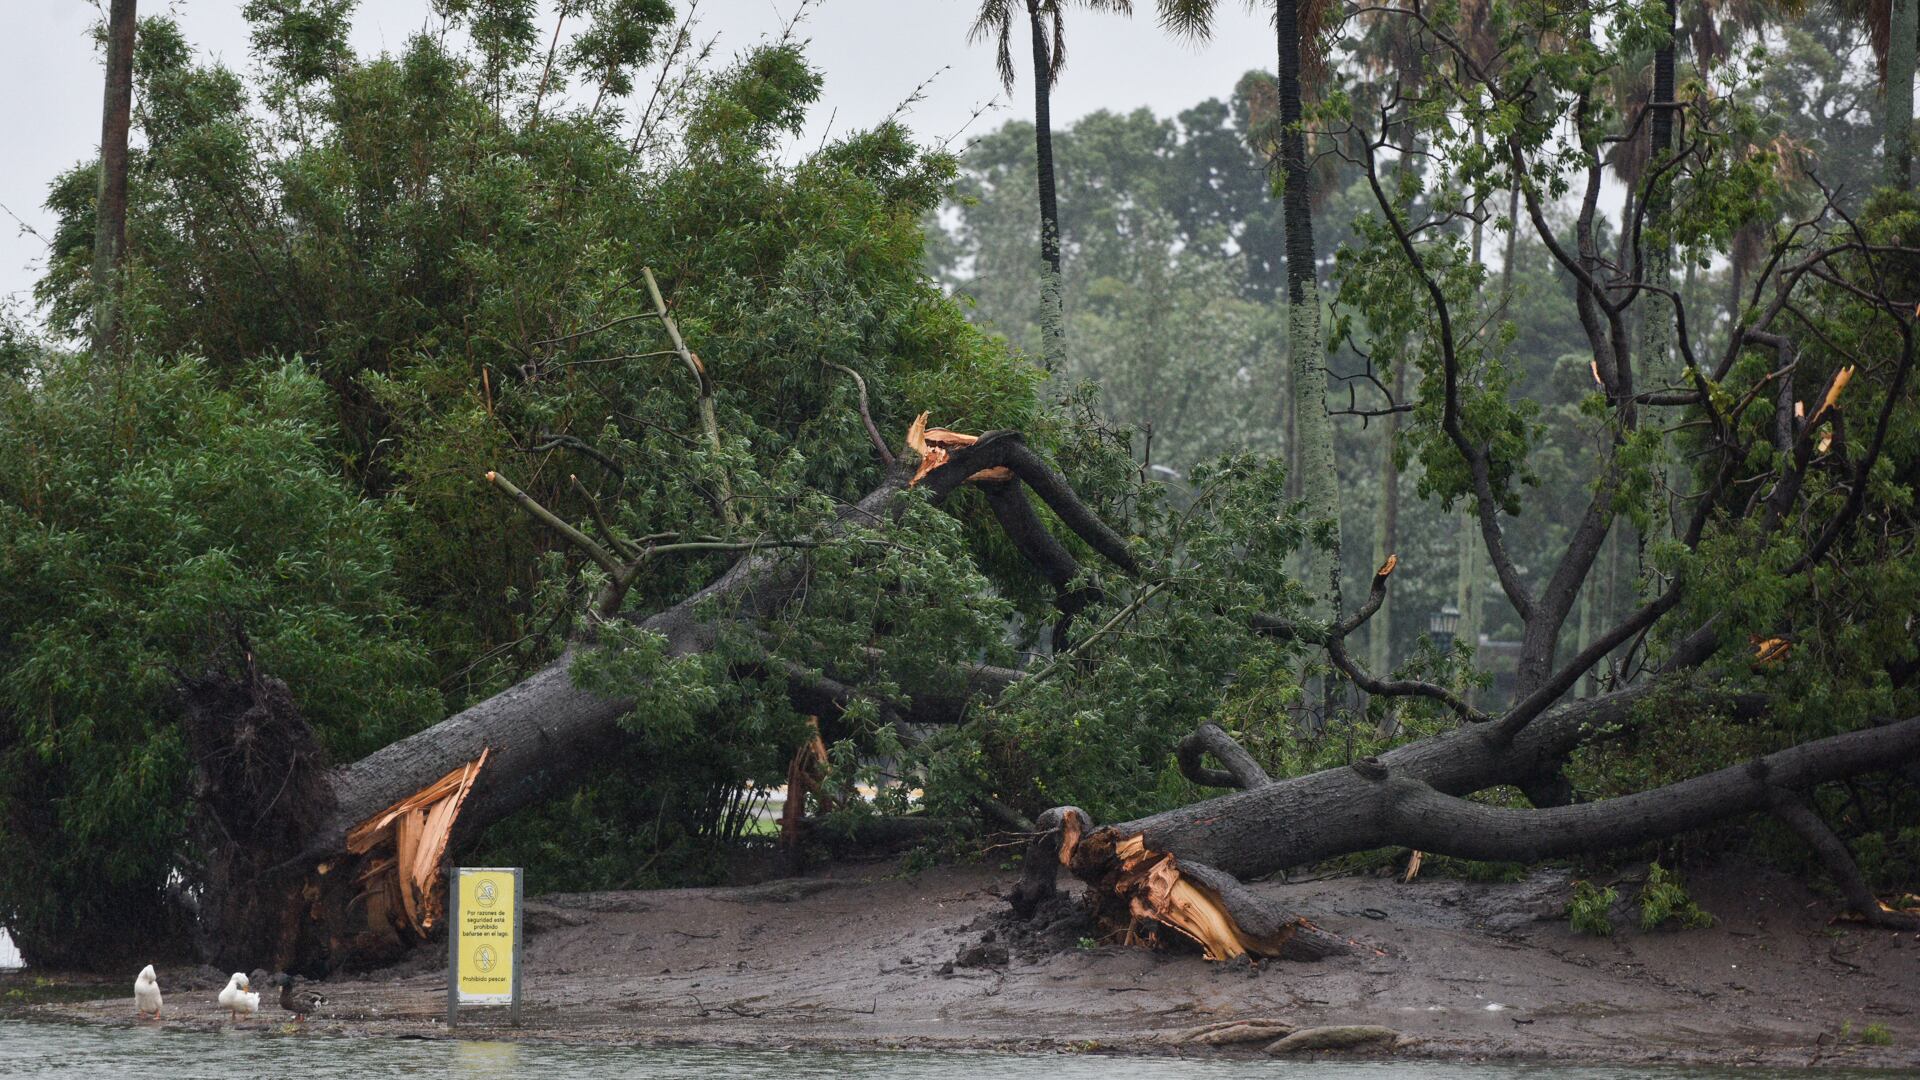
[91,0,136,357]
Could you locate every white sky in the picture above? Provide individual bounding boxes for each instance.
[0,1,1278,318]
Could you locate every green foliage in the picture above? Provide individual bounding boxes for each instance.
[1637,862,1713,931]
[1567,881,1618,936]
[933,99,1290,475]
[0,353,440,964]
[11,0,1920,958]
[11,3,1047,933]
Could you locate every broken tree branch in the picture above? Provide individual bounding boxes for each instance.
[822,360,894,466]
[487,470,623,577]
[1362,717,1920,863]
[1768,786,1920,930]
[917,428,1141,576]
[1177,722,1271,790]
[643,266,733,523]
[1320,556,1486,721]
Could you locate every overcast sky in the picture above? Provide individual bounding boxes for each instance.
[0,1,1277,321]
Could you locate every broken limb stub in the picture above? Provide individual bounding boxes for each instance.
[1064,827,1350,961]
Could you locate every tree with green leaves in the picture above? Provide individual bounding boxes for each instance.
[1159,0,1342,660]
[969,1,1134,373]
[4,0,1916,975]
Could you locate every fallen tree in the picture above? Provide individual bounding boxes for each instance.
[195,402,1918,971]
[174,28,1920,966]
[186,224,1919,970]
[1024,709,1920,957]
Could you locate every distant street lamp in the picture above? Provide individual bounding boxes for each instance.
[1429,603,1461,652]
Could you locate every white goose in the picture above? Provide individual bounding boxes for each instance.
[133,964,162,1020]
[217,972,259,1021]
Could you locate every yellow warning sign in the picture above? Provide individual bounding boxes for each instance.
[455,868,516,1004]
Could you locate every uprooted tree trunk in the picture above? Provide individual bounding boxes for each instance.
[186,467,920,972]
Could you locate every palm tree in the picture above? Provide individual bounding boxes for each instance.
[1160,0,1340,626]
[92,0,137,358]
[969,1,1133,373]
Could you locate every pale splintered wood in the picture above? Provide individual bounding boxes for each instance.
[346,748,490,937]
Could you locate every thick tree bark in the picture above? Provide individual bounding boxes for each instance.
[1110,681,1700,878]
[91,0,136,358]
[1177,722,1271,790]
[1029,1,1067,372]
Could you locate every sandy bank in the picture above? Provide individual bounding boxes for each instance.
[14,859,1918,1070]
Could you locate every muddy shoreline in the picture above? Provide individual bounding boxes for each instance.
[12,859,1918,1070]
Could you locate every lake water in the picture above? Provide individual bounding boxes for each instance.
[0,1020,1900,1079]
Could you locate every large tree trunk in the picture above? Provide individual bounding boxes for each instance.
[1038,689,1918,959]
[91,0,136,358]
[1029,1,1067,373]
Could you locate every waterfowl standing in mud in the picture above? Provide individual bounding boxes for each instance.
[217,972,259,1021]
[272,972,326,1022]
[133,964,162,1020]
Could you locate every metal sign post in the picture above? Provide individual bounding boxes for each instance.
[448,866,522,1027]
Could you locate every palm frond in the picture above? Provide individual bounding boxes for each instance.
[969,0,1020,91]
[1156,0,1225,41]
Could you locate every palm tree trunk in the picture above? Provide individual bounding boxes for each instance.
[1891,0,1916,189]
[91,0,137,359]
[1275,0,1338,620]
[1275,0,1339,726]
[1454,141,1490,694]
[1028,2,1067,372]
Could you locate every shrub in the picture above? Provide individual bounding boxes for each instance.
[1638,862,1713,930]
[1567,880,1618,936]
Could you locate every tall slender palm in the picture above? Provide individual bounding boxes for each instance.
[970,1,1133,373]
[92,0,137,359]
[1161,0,1340,627]
[1161,0,1340,727]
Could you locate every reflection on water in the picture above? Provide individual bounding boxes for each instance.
[0,1020,1899,1080]
[456,1039,524,1079]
